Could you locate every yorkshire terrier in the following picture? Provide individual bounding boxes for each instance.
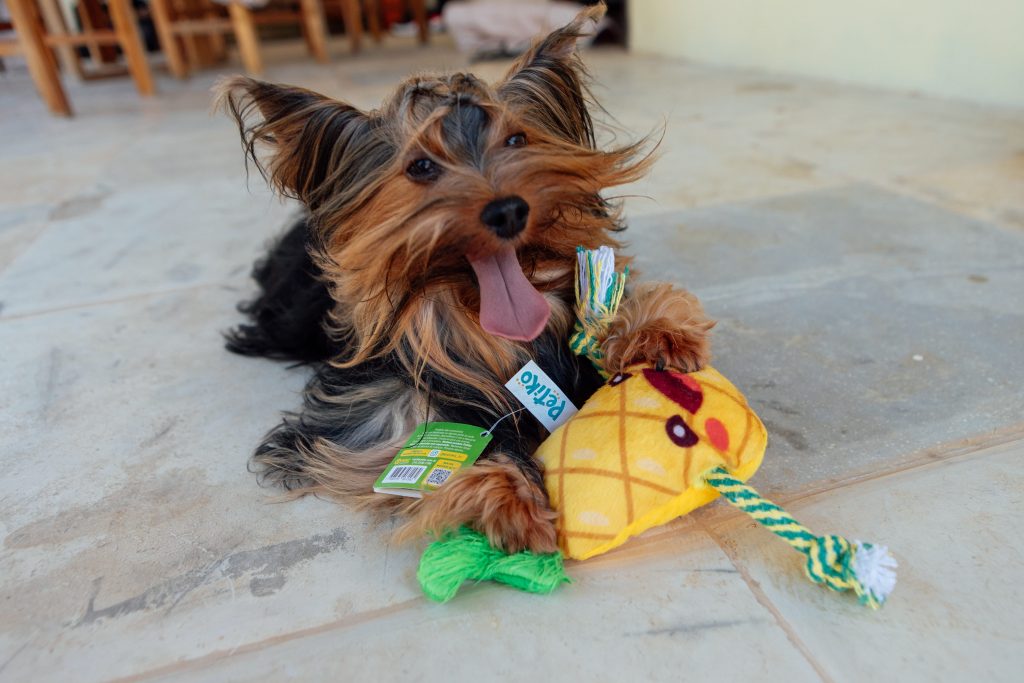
[218,3,713,554]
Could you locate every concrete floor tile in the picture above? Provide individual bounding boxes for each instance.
[1,30,1022,683]
[708,439,1024,682]
[0,180,294,316]
[628,186,1024,493]
[0,205,49,274]
[0,288,423,682]
[899,150,1024,231]
[150,531,822,683]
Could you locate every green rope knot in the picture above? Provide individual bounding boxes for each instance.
[417,528,571,603]
[703,466,897,609]
[570,246,628,376]
[568,320,606,366]
[803,535,898,609]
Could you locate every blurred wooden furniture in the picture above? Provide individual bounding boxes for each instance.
[332,0,361,51]
[363,0,426,44]
[2,0,154,116]
[149,0,354,77]
[147,0,228,75]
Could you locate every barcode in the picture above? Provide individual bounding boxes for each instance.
[426,468,453,487]
[383,465,426,484]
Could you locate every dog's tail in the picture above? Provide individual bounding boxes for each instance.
[225,217,335,363]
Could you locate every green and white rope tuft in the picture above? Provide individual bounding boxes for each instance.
[569,246,628,376]
[703,466,898,609]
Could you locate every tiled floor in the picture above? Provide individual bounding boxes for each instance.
[1,35,1023,683]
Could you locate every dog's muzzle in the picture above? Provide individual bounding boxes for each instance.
[480,196,530,239]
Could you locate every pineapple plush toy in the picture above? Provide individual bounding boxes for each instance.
[418,249,897,609]
[537,364,766,561]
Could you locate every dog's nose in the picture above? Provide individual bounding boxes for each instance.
[480,196,530,239]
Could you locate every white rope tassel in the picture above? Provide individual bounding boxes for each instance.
[853,541,898,603]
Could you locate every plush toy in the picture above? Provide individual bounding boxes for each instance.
[418,248,897,609]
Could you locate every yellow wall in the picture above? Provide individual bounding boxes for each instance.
[628,0,1024,108]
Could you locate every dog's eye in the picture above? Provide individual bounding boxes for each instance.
[505,132,527,147]
[406,158,441,182]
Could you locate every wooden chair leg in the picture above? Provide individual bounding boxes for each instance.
[37,0,85,79]
[181,0,216,66]
[363,0,381,43]
[149,0,189,78]
[7,0,72,115]
[340,0,362,54]
[79,0,118,63]
[206,10,228,62]
[410,0,427,44]
[194,35,216,67]
[182,32,201,70]
[228,2,263,75]
[107,0,155,95]
[75,3,101,64]
[299,0,329,63]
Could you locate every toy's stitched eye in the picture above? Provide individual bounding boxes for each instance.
[666,415,699,448]
[505,132,527,147]
[406,158,441,181]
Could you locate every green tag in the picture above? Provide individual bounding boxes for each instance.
[373,422,493,498]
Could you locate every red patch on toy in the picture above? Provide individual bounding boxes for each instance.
[705,417,729,452]
[643,369,703,414]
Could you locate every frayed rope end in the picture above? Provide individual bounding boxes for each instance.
[852,541,898,609]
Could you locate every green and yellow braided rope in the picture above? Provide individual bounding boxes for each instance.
[569,246,628,377]
[702,466,897,609]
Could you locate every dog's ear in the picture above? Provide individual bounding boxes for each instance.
[215,77,390,210]
[497,2,605,148]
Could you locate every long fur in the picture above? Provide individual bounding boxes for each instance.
[218,3,713,553]
[225,218,334,362]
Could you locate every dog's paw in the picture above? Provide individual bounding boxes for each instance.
[398,456,558,554]
[610,321,712,374]
[601,282,715,375]
[474,478,559,554]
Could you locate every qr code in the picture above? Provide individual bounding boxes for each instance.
[382,465,426,484]
[425,468,453,487]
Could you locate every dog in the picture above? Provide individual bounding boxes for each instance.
[217,3,713,554]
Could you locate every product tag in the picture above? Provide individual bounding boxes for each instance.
[374,422,492,498]
[504,360,578,432]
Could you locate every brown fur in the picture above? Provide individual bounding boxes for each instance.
[219,3,712,553]
[396,455,560,553]
[600,282,716,375]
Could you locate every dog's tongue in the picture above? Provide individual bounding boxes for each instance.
[468,245,550,341]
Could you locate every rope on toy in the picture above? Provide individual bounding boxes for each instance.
[702,466,898,609]
[417,528,571,603]
[569,246,628,376]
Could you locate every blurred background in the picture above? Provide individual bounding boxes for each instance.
[1,2,1022,682]
[2,0,1022,111]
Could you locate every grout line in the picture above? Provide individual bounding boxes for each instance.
[542,424,1024,570]
[693,422,1024,529]
[700,519,834,683]
[105,597,425,683]
[776,423,1024,501]
[0,280,246,322]
[117,424,1023,681]
[865,177,1024,236]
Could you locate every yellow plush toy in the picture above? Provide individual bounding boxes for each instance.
[537,364,766,560]
[417,248,897,609]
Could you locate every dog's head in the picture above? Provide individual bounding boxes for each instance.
[218,3,648,366]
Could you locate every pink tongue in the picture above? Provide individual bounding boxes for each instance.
[468,245,551,341]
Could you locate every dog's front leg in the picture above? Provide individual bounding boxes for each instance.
[600,282,715,375]
[399,453,558,554]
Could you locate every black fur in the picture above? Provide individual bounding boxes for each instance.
[229,221,604,493]
[225,218,335,363]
